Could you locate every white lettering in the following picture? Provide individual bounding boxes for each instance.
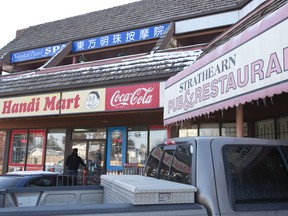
[110,87,154,107]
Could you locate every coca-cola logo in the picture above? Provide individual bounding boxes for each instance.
[110,87,154,107]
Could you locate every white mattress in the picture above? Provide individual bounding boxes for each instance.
[101,175,197,205]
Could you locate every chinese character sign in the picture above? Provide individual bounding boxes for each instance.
[10,23,169,63]
[72,23,169,52]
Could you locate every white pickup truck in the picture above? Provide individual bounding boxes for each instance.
[0,136,287,216]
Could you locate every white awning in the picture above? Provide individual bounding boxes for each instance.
[164,3,288,125]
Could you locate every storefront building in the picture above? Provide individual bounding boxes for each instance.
[0,0,266,174]
[164,1,288,140]
[0,49,202,174]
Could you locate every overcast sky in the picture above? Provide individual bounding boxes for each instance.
[0,0,139,49]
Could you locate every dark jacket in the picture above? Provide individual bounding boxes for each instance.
[65,152,85,171]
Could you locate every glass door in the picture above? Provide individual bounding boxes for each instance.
[71,128,106,181]
[87,141,105,175]
[71,140,105,174]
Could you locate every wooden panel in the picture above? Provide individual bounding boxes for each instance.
[0,109,164,129]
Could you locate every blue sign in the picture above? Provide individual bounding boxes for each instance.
[11,43,67,63]
[10,23,169,63]
[106,127,127,171]
[72,23,169,52]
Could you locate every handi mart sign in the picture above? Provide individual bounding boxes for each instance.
[0,82,165,118]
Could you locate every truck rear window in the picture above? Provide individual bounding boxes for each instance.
[144,144,192,185]
[223,145,288,211]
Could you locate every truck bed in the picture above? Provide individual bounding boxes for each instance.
[0,175,206,216]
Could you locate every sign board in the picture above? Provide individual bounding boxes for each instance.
[0,82,164,118]
[164,5,288,124]
[61,88,105,114]
[11,43,67,63]
[0,93,61,117]
[72,23,169,52]
[10,23,169,63]
[106,82,160,111]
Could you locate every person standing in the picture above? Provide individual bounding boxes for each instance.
[65,148,86,185]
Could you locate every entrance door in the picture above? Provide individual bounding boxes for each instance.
[72,140,105,175]
[88,141,105,175]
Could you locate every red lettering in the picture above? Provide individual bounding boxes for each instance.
[2,98,40,114]
[59,95,81,110]
[2,101,12,114]
[44,96,57,111]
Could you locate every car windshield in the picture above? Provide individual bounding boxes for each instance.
[0,176,22,189]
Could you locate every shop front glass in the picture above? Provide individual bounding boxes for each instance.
[221,123,248,137]
[277,116,288,140]
[45,129,66,173]
[127,126,169,164]
[179,123,222,136]
[8,130,46,172]
[179,125,198,138]
[199,123,219,136]
[127,127,148,164]
[72,128,106,176]
[149,127,168,152]
[255,119,275,139]
[106,126,168,173]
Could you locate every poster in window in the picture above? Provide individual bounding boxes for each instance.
[107,127,126,171]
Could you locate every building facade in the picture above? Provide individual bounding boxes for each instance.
[0,0,267,174]
[164,0,288,141]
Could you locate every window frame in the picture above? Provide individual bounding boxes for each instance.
[222,144,288,211]
[145,142,194,185]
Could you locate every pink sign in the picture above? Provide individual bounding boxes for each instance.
[106,83,160,110]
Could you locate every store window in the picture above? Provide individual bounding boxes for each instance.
[179,122,251,137]
[127,126,168,164]
[8,130,46,172]
[277,117,288,140]
[127,127,148,164]
[255,119,275,139]
[0,131,6,174]
[72,128,106,140]
[221,123,248,137]
[199,123,219,136]
[149,127,168,152]
[179,125,198,138]
[106,126,168,171]
[45,129,66,173]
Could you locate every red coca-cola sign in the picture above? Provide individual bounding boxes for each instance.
[106,83,160,110]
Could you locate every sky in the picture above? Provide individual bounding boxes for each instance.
[0,0,139,49]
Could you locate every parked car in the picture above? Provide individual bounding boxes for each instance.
[45,159,64,174]
[0,171,59,189]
